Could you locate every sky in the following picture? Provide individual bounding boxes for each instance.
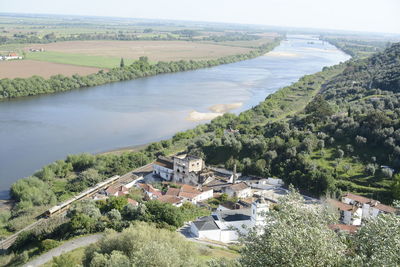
[1,0,399,34]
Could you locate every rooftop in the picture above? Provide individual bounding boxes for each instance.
[329,224,359,234]
[328,199,355,212]
[343,193,397,213]
[343,193,371,204]
[158,195,182,205]
[193,216,220,231]
[154,156,174,169]
[228,182,250,192]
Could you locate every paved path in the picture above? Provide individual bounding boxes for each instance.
[24,234,103,267]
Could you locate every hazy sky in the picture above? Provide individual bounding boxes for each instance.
[1,0,399,34]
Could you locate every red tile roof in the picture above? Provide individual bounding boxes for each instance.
[329,224,359,234]
[229,182,250,192]
[127,198,138,206]
[165,188,180,197]
[375,203,397,213]
[106,185,129,195]
[181,184,200,194]
[328,199,355,212]
[179,191,200,200]
[343,193,371,204]
[158,195,182,205]
[137,183,162,196]
[343,193,397,213]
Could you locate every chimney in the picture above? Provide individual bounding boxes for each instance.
[232,164,237,184]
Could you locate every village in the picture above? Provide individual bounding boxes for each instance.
[89,154,399,243]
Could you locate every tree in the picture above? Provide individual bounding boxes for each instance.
[120,58,125,68]
[392,174,400,200]
[105,196,128,212]
[305,95,334,122]
[240,189,346,267]
[83,222,201,267]
[365,164,376,176]
[144,200,184,228]
[336,149,344,159]
[353,214,400,266]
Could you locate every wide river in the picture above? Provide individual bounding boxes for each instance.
[0,35,350,198]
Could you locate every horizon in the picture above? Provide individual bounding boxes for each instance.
[1,0,399,35]
[1,11,399,37]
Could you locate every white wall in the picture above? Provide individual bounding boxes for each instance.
[198,229,221,241]
[220,230,238,243]
[195,189,213,202]
[153,164,173,180]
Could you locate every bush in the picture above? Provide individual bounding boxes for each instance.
[40,239,60,252]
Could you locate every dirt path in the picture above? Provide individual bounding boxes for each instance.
[24,234,102,267]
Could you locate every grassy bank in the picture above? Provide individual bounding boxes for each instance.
[26,51,136,69]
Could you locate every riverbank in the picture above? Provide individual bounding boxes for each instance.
[0,40,281,100]
[0,35,350,200]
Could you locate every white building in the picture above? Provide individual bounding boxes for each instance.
[190,208,253,243]
[328,199,362,226]
[342,193,397,220]
[222,182,252,198]
[152,156,174,181]
[190,197,272,243]
[165,184,213,204]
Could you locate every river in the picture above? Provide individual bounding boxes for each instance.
[0,35,350,198]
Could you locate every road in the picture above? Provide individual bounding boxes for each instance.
[23,234,103,267]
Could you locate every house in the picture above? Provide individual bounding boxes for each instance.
[191,197,270,243]
[222,182,252,198]
[106,185,129,197]
[137,183,162,200]
[216,199,251,211]
[165,184,213,204]
[127,198,139,206]
[157,195,183,207]
[328,199,362,225]
[153,156,174,181]
[1,53,22,60]
[342,193,397,220]
[190,208,253,243]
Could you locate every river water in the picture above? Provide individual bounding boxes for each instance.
[0,35,350,197]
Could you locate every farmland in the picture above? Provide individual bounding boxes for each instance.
[0,60,102,79]
[25,51,136,69]
[0,13,279,79]
[26,40,253,62]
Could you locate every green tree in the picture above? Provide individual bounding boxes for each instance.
[352,214,400,266]
[83,222,200,266]
[240,188,346,267]
[120,58,125,68]
[392,174,400,200]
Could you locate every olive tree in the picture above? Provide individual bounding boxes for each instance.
[240,189,347,267]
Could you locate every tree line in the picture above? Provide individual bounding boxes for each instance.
[0,40,280,100]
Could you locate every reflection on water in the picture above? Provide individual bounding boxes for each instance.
[0,35,350,197]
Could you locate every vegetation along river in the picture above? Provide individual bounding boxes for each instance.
[0,35,350,198]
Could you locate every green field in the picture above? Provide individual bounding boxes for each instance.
[26,51,135,69]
